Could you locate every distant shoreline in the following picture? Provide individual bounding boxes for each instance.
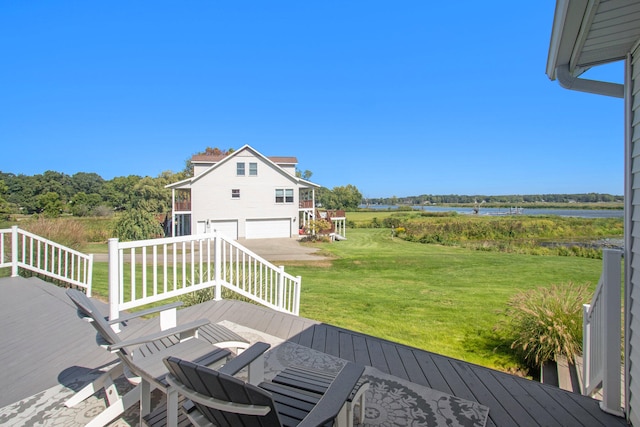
[360,202,624,211]
[358,204,624,218]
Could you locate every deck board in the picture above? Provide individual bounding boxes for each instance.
[338,330,355,362]
[366,337,389,374]
[396,345,428,386]
[450,359,521,426]
[0,277,628,427]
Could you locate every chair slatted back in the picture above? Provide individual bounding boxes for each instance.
[66,289,131,357]
[164,356,282,427]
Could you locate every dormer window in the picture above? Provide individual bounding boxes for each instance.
[237,162,245,176]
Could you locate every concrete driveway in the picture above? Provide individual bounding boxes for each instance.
[91,237,328,263]
[236,238,328,262]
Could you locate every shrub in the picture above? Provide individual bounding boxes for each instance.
[181,285,254,307]
[303,219,332,242]
[494,282,588,368]
[92,205,114,217]
[112,208,164,241]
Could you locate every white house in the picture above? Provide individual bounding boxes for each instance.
[166,145,320,239]
[547,0,640,424]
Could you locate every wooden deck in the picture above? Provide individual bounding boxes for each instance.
[0,276,628,427]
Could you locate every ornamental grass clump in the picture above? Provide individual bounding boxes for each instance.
[23,217,87,250]
[495,282,589,368]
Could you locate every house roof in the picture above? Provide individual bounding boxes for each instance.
[191,153,298,165]
[167,145,319,189]
[547,0,640,81]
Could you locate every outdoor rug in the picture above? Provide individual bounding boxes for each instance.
[222,321,490,427]
[0,321,489,427]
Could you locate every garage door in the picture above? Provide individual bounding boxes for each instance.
[246,219,291,239]
[210,220,238,240]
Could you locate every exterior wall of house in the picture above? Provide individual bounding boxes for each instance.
[628,48,640,427]
[280,164,296,176]
[193,163,213,177]
[190,149,299,239]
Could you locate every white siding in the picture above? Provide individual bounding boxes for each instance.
[190,148,299,239]
[629,47,640,427]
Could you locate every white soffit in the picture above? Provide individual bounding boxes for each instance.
[547,0,640,79]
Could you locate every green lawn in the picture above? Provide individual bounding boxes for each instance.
[286,228,603,371]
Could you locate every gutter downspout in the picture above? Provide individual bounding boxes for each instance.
[556,64,624,98]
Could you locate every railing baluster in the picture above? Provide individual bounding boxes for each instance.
[131,248,136,301]
[142,246,147,298]
[172,242,177,291]
[153,245,158,296]
[163,243,168,294]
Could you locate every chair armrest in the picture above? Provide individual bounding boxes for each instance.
[218,342,271,377]
[107,301,183,324]
[107,318,210,351]
[297,362,365,427]
[165,373,271,416]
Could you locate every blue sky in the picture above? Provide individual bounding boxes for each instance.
[0,1,625,198]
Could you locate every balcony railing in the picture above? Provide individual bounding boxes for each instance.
[108,232,301,328]
[299,200,314,209]
[582,248,623,416]
[174,201,191,211]
[0,226,93,295]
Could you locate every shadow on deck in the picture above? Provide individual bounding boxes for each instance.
[0,276,627,427]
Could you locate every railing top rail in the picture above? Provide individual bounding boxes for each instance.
[115,232,216,249]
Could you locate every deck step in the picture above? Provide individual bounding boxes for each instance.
[541,356,582,394]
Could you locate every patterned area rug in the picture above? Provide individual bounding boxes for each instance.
[0,363,148,426]
[0,321,489,427]
[223,322,490,427]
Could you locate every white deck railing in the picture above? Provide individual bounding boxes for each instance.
[108,232,301,325]
[583,248,623,416]
[0,226,93,295]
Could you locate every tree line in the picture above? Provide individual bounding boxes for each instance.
[366,193,623,206]
[0,169,363,219]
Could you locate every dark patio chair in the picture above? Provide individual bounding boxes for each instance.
[65,288,251,427]
[162,347,366,427]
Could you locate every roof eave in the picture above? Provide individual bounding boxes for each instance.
[546,0,590,80]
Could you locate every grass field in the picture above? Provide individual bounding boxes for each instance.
[284,228,604,372]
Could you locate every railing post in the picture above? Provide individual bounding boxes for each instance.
[86,254,94,297]
[600,248,622,416]
[108,238,121,332]
[277,266,285,311]
[294,275,301,316]
[214,233,222,301]
[11,225,18,277]
[582,303,591,395]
